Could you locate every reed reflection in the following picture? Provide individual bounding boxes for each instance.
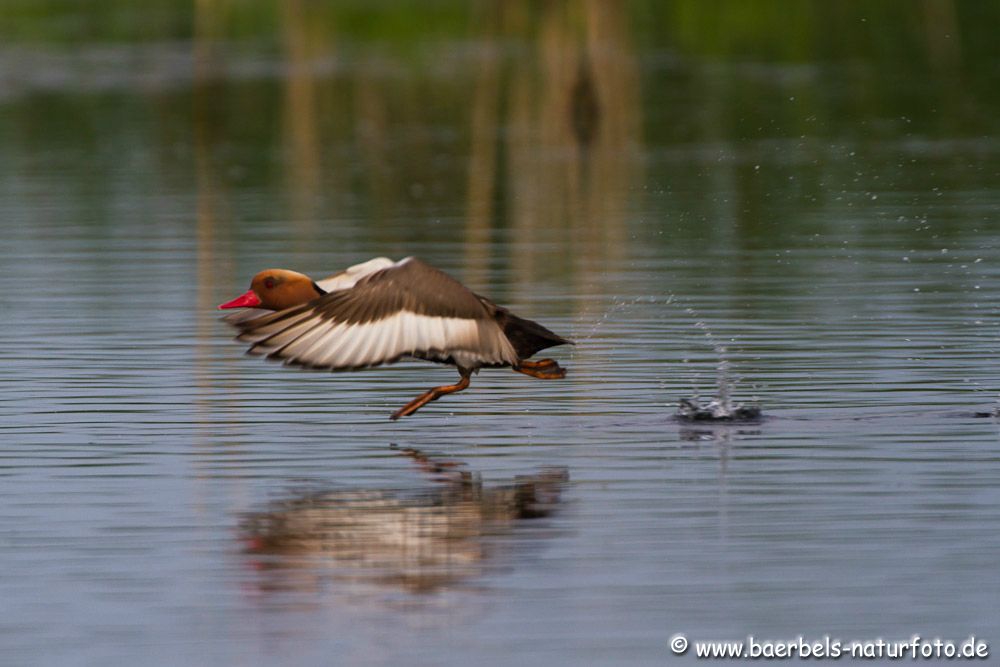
[193,0,232,317]
[281,0,335,236]
[241,447,568,595]
[508,0,640,284]
[193,0,236,438]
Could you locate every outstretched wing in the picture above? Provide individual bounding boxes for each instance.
[231,258,518,371]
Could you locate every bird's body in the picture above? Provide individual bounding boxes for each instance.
[219,257,571,419]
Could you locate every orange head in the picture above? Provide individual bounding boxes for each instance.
[218,269,323,311]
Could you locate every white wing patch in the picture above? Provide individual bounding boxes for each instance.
[240,310,517,371]
[315,257,397,293]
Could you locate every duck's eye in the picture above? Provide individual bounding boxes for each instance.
[263,276,277,290]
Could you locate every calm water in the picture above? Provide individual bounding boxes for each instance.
[3,3,1000,664]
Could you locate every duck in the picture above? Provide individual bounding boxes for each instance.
[219,257,572,419]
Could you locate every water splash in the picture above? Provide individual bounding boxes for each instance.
[571,293,763,420]
[675,395,762,422]
[571,294,663,347]
[675,306,762,422]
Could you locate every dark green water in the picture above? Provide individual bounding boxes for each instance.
[2,2,1000,664]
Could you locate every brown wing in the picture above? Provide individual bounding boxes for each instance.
[231,258,518,371]
[309,257,490,323]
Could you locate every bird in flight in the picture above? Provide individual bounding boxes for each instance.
[219,257,572,419]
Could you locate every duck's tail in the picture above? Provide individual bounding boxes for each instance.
[498,310,574,360]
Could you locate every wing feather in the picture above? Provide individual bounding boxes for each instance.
[228,258,518,371]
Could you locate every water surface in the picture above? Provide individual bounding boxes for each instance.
[2,2,1000,664]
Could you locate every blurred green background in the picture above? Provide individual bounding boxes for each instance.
[2,0,998,289]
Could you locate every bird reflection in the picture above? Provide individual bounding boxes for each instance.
[241,447,567,595]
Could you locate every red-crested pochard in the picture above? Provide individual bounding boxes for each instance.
[219,257,572,419]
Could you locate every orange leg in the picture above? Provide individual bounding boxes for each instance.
[519,359,559,370]
[514,359,567,380]
[390,371,472,420]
